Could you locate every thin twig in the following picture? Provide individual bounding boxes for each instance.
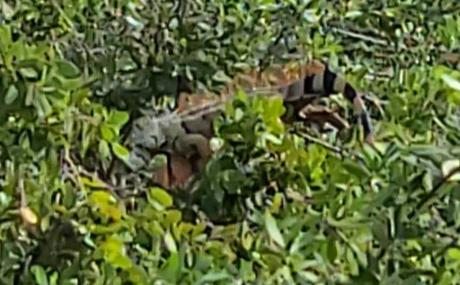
[330,27,388,46]
[409,165,460,219]
[297,131,344,155]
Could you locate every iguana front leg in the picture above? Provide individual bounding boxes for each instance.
[153,133,212,189]
[173,133,213,168]
[152,152,194,189]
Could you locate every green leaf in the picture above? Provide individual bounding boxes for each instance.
[125,15,144,29]
[342,160,371,179]
[111,254,132,269]
[264,211,285,248]
[127,266,148,285]
[298,271,320,283]
[48,272,59,285]
[99,140,111,159]
[149,187,173,207]
[100,124,115,141]
[442,74,460,91]
[446,89,460,106]
[56,60,81,78]
[447,248,460,260]
[165,210,182,225]
[326,238,337,262]
[346,248,359,276]
[194,271,232,285]
[112,143,130,161]
[89,190,115,205]
[350,242,368,267]
[31,265,48,285]
[442,159,460,181]
[108,110,130,128]
[81,177,109,189]
[36,94,53,118]
[0,25,12,55]
[19,67,39,79]
[1,2,14,19]
[372,220,389,246]
[160,252,181,283]
[100,236,132,269]
[149,153,168,169]
[4,85,19,104]
[164,231,177,253]
[212,70,232,83]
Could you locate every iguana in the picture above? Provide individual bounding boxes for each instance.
[126,60,375,188]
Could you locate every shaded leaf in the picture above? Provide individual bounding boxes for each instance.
[56,60,81,78]
[4,84,19,104]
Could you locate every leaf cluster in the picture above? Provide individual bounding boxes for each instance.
[1,0,460,284]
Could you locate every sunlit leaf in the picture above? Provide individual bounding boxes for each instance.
[442,74,460,91]
[1,2,14,19]
[19,67,39,79]
[31,265,48,285]
[149,187,173,207]
[264,211,285,248]
[20,206,39,225]
[442,159,460,181]
[100,124,115,141]
[108,110,130,128]
[165,210,182,225]
[89,190,115,204]
[447,248,460,260]
[112,143,130,161]
[164,231,177,253]
[101,237,132,269]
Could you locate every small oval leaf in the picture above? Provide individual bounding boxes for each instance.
[112,143,130,161]
[5,85,19,104]
[56,60,81,78]
[149,187,173,207]
[20,67,39,79]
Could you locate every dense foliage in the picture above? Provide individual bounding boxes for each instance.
[1,0,460,284]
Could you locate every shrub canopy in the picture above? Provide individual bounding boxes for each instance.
[1,0,460,284]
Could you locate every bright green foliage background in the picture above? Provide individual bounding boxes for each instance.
[1,0,460,284]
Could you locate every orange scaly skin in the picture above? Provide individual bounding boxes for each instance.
[129,60,375,189]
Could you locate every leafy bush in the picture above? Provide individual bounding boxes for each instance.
[1,0,460,284]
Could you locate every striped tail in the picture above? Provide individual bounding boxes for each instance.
[286,61,374,144]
